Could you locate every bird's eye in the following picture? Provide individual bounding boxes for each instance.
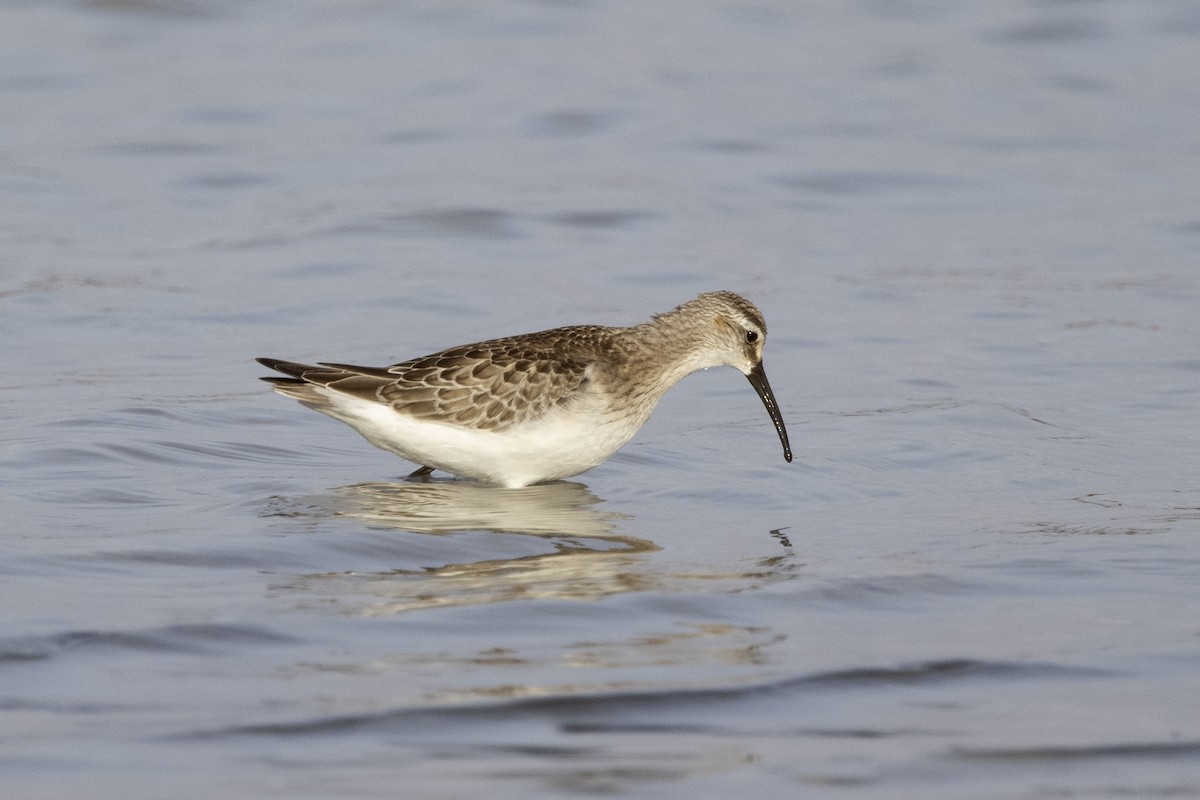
[745,330,759,344]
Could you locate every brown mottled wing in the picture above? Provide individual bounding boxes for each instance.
[264,326,610,431]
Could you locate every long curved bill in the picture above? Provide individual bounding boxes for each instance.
[746,361,792,462]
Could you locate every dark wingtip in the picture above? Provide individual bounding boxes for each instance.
[255,357,315,379]
[256,358,317,387]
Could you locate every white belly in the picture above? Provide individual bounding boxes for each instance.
[311,388,644,487]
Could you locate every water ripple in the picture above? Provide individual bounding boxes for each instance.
[180,658,1104,740]
[952,740,1200,762]
[0,624,298,663]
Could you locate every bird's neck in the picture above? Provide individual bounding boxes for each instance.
[612,318,721,398]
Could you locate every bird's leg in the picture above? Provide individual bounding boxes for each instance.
[406,465,435,480]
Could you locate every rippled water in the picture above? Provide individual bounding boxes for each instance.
[4,1,1200,798]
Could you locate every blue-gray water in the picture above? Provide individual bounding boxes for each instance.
[3,2,1199,798]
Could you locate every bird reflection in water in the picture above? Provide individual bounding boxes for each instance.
[270,480,661,615]
[321,480,629,537]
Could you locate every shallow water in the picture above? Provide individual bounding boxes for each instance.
[3,1,1200,798]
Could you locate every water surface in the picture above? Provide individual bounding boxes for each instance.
[3,1,1199,798]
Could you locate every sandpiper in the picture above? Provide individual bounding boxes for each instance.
[257,291,791,487]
